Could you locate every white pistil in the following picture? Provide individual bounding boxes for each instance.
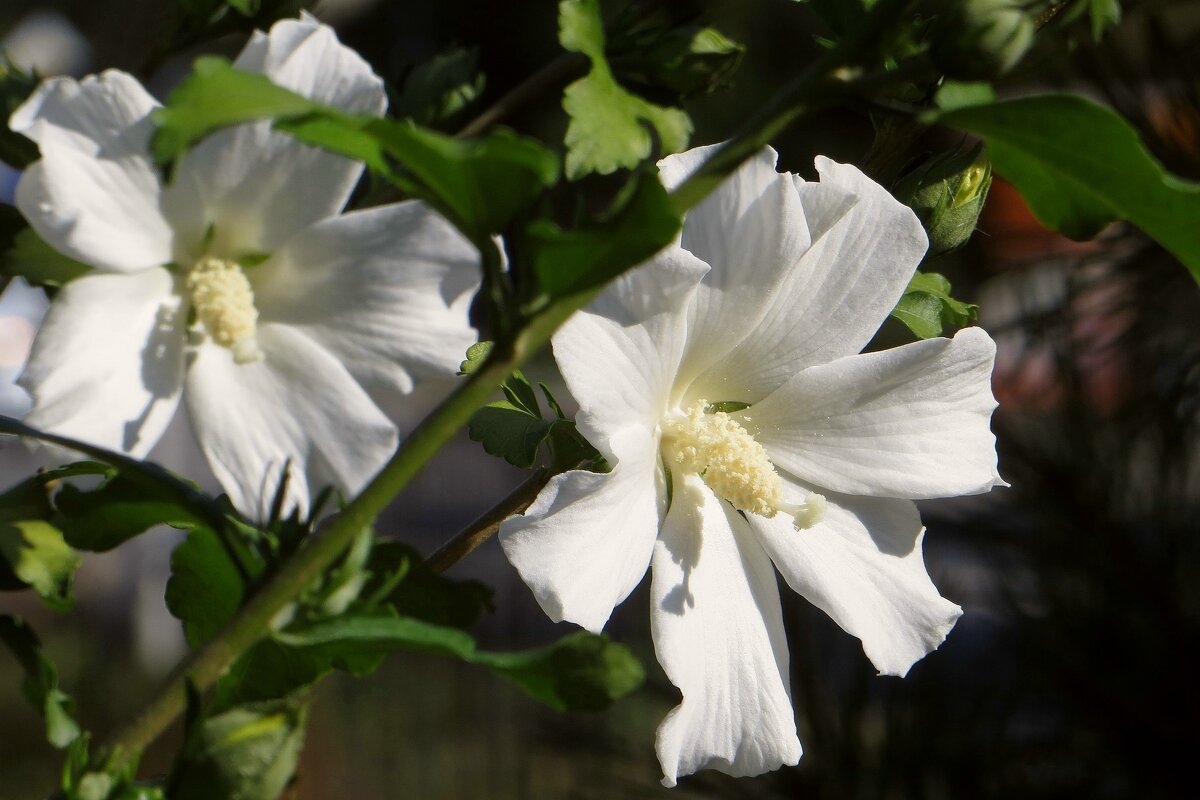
[663,400,825,530]
[186,257,262,364]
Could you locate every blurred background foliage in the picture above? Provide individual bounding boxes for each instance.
[1,0,1199,797]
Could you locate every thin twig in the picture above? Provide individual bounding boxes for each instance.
[425,468,550,573]
[455,53,587,139]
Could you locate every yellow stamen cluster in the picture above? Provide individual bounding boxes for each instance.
[663,400,824,530]
[187,257,262,364]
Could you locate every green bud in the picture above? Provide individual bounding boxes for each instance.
[895,145,993,256]
[617,26,744,96]
[172,700,307,800]
[930,0,1035,80]
[76,773,115,800]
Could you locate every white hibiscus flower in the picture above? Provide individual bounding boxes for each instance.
[10,15,479,519]
[500,145,1003,786]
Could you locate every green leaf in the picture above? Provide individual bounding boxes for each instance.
[151,56,319,166]
[473,631,645,712]
[613,25,744,96]
[559,0,692,178]
[794,0,867,37]
[0,521,80,611]
[0,54,40,168]
[1088,0,1121,40]
[524,169,682,299]
[468,401,555,469]
[891,271,979,339]
[937,94,1200,282]
[225,0,261,14]
[393,46,485,127]
[171,698,307,800]
[933,80,996,111]
[500,369,541,417]
[0,416,229,533]
[0,615,81,747]
[0,212,92,287]
[154,58,557,241]
[544,420,606,474]
[262,613,644,711]
[166,526,245,647]
[366,542,493,630]
[54,473,209,552]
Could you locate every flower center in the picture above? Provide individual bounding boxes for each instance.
[186,257,262,364]
[662,400,824,530]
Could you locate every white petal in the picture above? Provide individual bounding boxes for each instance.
[652,472,801,786]
[163,16,386,255]
[747,490,961,676]
[656,147,816,398]
[499,426,663,632]
[749,327,1003,499]
[552,248,706,463]
[12,71,173,271]
[184,323,397,521]
[19,268,184,457]
[252,202,479,393]
[691,157,928,400]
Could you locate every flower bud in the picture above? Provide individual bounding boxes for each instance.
[895,146,993,256]
[930,0,1035,80]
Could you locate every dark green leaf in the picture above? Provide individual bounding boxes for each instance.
[937,94,1200,282]
[171,698,307,800]
[615,26,744,96]
[891,271,979,339]
[0,223,92,287]
[468,401,554,469]
[265,614,643,711]
[0,54,40,168]
[366,542,493,630]
[55,473,209,552]
[393,46,486,127]
[0,416,229,533]
[525,170,681,299]
[213,639,327,709]
[539,383,567,419]
[226,0,261,14]
[1088,0,1121,40]
[545,421,606,474]
[500,369,541,417]
[166,527,245,647]
[0,520,80,610]
[0,615,81,747]
[795,0,867,37]
[473,631,645,712]
[154,58,557,240]
[559,0,692,178]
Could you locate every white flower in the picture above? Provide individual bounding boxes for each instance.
[11,16,479,520]
[499,145,1003,786]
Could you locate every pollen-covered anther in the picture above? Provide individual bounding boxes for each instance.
[186,257,262,364]
[663,400,824,530]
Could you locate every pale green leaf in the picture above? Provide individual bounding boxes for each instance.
[937,94,1200,282]
[559,0,692,178]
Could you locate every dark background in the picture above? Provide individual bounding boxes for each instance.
[1,0,1199,797]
